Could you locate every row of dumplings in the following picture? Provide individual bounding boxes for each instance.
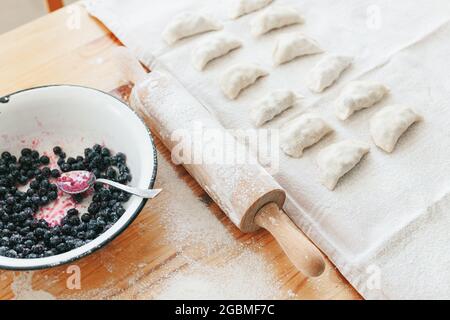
[161,1,422,190]
[280,101,421,190]
[162,2,301,45]
[162,2,351,98]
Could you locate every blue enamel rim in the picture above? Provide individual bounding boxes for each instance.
[0,84,158,270]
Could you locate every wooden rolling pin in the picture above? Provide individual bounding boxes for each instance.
[131,69,325,277]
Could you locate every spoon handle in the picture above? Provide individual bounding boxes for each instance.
[96,178,162,199]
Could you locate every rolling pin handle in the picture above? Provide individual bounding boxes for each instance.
[255,203,326,278]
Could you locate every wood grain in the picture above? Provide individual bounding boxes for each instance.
[46,0,64,12]
[0,3,361,300]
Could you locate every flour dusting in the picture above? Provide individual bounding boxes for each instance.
[151,157,282,299]
[156,250,280,300]
[11,273,55,300]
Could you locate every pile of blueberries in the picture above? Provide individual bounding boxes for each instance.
[0,144,132,259]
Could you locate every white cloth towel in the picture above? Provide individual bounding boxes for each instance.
[85,0,450,299]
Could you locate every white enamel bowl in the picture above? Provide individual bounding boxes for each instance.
[0,85,157,270]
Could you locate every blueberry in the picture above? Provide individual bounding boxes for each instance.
[31,195,41,205]
[50,169,61,178]
[106,167,117,179]
[39,156,50,165]
[41,167,51,177]
[18,176,28,185]
[60,163,71,172]
[6,249,18,258]
[9,234,22,245]
[32,244,45,254]
[115,152,126,163]
[67,208,78,216]
[24,240,34,248]
[108,213,119,223]
[0,246,8,256]
[49,236,61,247]
[71,194,84,203]
[34,228,45,239]
[21,148,32,157]
[84,148,92,157]
[62,225,74,235]
[93,144,102,153]
[43,230,52,241]
[1,151,12,160]
[117,174,128,183]
[0,237,9,246]
[101,148,111,157]
[99,189,111,201]
[88,203,99,214]
[86,230,97,240]
[77,231,86,240]
[40,196,49,205]
[53,146,62,155]
[81,213,91,223]
[30,180,39,190]
[68,215,80,226]
[48,191,57,201]
[40,179,50,189]
[31,150,40,160]
[56,242,67,253]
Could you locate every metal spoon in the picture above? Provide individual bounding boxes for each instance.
[56,170,162,199]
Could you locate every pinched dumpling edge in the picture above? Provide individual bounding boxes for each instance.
[192,33,242,71]
[220,64,269,100]
[370,105,421,153]
[308,55,352,93]
[317,140,370,190]
[230,0,274,19]
[280,113,333,158]
[250,6,304,36]
[273,33,323,66]
[336,81,389,120]
[250,89,301,127]
[162,12,223,45]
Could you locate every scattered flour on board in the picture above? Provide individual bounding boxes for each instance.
[152,156,235,253]
[11,272,55,300]
[156,250,280,300]
[151,156,282,299]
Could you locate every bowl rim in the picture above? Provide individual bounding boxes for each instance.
[0,84,158,270]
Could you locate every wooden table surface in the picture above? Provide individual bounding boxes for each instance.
[0,3,360,300]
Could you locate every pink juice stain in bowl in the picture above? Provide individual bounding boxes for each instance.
[35,191,83,227]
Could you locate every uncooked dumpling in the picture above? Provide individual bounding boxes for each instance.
[250,6,304,36]
[162,12,222,45]
[192,33,242,71]
[336,81,388,120]
[230,0,273,19]
[220,64,268,100]
[370,105,421,153]
[308,55,352,93]
[281,113,333,158]
[250,90,299,126]
[317,140,369,190]
[273,33,322,65]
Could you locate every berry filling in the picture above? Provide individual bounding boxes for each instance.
[56,171,94,194]
[0,144,132,259]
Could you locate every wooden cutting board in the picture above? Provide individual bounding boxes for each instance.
[0,3,360,300]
